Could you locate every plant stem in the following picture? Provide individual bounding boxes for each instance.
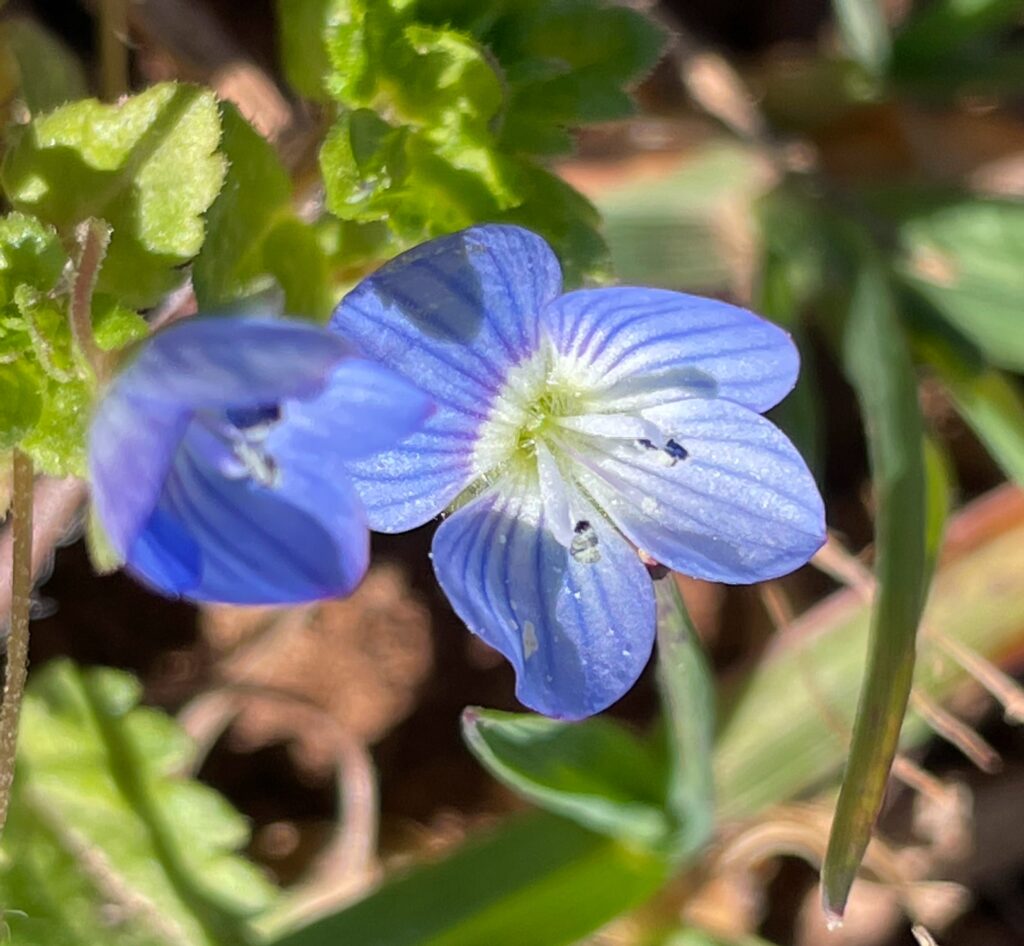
[99,0,130,101]
[0,450,34,837]
[70,219,112,384]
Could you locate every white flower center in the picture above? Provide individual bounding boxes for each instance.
[469,339,692,559]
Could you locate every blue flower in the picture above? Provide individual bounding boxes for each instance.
[88,315,432,604]
[331,224,826,719]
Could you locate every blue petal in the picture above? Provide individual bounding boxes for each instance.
[431,474,656,719]
[544,287,799,413]
[125,422,368,604]
[267,358,434,461]
[122,316,350,409]
[573,398,826,584]
[332,225,562,531]
[88,391,190,558]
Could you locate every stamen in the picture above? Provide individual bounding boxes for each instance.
[637,437,681,467]
[232,439,279,488]
[570,519,600,564]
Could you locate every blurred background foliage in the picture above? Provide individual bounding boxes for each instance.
[0,0,1023,944]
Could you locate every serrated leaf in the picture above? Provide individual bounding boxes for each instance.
[0,16,87,115]
[462,709,671,849]
[896,198,1024,372]
[0,361,42,447]
[822,254,928,920]
[1,661,277,946]
[194,104,330,318]
[0,211,67,304]
[2,83,226,308]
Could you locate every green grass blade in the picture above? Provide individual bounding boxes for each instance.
[831,0,891,76]
[266,813,668,946]
[821,258,928,921]
[655,578,715,861]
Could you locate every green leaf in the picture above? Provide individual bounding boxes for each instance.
[497,165,607,287]
[944,367,1024,487]
[892,0,1024,74]
[0,362,42,448]
[1,661,276,946]
[895,198,1024,372]
[275,0,343,100]
[194,104,330,319]
[490,0,667,154]
[830,0,891,76]
[0,212,67,304]
[821,254,928,920]
[654,578,715,861]
[462,709,671,849]
[0,16,87,115]
[266,812,667,946]
[2,82,226,308]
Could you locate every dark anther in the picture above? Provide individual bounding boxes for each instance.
[637,438,656,450]
[570,520,600,564]
[227,403,282,432]
[665,439,689,461]
[646,562,670,580]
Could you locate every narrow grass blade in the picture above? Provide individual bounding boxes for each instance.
[267,813,668,946]
[655,578,715,860]
[822,259,928,921]
[831,0,891,76]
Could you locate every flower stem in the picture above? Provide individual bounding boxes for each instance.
[654,576,716,861]
[70,219,113,384]
[0,450,34,837]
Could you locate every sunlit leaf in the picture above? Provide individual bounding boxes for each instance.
[0,361,42,448]
[2,83,226,308]
[1,661,276,946]
[462,709,671,849]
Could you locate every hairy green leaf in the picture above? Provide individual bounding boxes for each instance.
[0,361,42,448]
[2,83,226,307]
[0,212,67,304]
[2,661,276,946]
